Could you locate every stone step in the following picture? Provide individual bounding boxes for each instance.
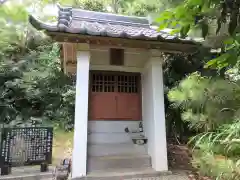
[88,143,147,156]
[88,154,151,172]
[74,168,173,180]
[88,132,132,144]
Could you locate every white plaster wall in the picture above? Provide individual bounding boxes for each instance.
[65,45,148,74]
[142,64,154,158]
[89,45,148,72]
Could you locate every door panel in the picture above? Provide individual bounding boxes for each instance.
[89,92,117,120]
[89,71,142,120]
[117,93,141,120]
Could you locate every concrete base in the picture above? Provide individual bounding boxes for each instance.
[73,168,174,180]
[88,154,151,172]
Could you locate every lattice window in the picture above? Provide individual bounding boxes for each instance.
[91,73,115,92]
[91,72,140,93]
[117,75,139,93]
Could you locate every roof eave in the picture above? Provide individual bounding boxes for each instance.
[29,15,59,32]
[28,14,202,53]
[47,31,202,54]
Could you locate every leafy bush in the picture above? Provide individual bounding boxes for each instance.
[192,151,240,180]
[168,73,240,131]
[0,40,76,129]
[168,72,240,179]
[163,53,205,142]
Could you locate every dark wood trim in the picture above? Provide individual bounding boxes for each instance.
[90,70,141,76]
[47,32,200,54]
[87,70,92,121]
[59,43,64,72]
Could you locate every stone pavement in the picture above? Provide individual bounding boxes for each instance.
[124,173,190,180]
[74,170,191,180]
[0,167,190,180]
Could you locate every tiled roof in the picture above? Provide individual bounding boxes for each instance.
[29,4,196,44]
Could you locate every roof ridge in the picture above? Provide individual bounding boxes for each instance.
[72,16,150,28]
[57,3,148,20]
[73,8,148,20]
[57,3,150,27]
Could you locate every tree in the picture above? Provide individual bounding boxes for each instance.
[157,0,240,69]
[168,72,240,131]
[163,53,205,142]
[116,0,181,16]
[0,1,76,129]
[59,0,177,16]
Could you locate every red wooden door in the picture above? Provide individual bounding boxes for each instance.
[115,74,141,120]
[89,71,141,120]
[117,94,141,120]
[89,92,117,120]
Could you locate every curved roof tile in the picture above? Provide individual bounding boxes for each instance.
[29,4,197,44]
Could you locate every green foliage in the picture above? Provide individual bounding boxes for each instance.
[191,120,240,157]
[0,40,75,129]
[168,73,240,131]
[119,0,158,16]
[0,2,76,129]
[163,53,205,142]
[192,151,240,179]
[168,70,240,178]
[157,0,240,37]
[157,0,240,69]
[70,0,106,11]
[190,120,240,179]
[59,0,178,16]
[205,35,240,69]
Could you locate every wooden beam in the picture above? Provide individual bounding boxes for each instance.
[47,32,200,54]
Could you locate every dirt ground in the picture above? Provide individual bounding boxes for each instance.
[52,130,73,165]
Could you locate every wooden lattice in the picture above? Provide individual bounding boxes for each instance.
[90,72,140,93]
[91,73,115,92]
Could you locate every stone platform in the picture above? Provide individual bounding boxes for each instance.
[75,169,190,180]
[0,166,191,180]
[0,166,54,180]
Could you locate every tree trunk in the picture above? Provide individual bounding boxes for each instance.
[112,0,119,13]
